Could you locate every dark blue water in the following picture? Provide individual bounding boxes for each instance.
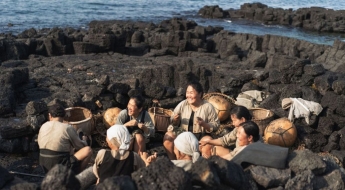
[1,0,345,45]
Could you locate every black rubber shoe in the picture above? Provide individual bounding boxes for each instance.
[78,131,84,140]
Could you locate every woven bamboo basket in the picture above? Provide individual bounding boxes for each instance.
[203,92,235,122]
[148,107,173,132]
[64,107,94,136]
[249,108,274,136]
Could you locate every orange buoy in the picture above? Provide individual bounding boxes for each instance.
[264,118,297,147]
[207,95,232,122]
[103,107,122,128]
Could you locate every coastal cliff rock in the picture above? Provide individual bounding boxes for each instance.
[199,3,345,33]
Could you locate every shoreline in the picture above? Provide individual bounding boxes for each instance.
[2,3,345,46]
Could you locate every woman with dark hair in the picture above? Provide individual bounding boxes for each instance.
[237,121,260,145]
[38,104,92,174]
[116,95,155,153]
[228,121,260,160]
[230,121,289,169]
[163,81,220,160]
[199,105,254,159]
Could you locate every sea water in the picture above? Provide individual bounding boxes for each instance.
[1,0,345,45]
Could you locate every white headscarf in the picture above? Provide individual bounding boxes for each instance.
[174,132,200,163]
[107,124,131,155]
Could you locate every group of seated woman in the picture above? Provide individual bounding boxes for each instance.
[91,80,266,184]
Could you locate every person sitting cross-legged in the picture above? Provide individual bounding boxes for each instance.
[93,124,151,184]
[116,95,155,153]
[38,104,92,174]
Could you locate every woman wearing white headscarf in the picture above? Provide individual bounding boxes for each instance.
[171,132,201,171]
[93,124,147,184]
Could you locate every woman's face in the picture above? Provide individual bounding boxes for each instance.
[174,146,184,160]
[186,85,201,105]
[231,114,246,128]
[236,126,252,147]
[127,99,141,117]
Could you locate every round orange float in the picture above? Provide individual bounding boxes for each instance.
[264,117,297,147]
[103,107,122,129]
[203,93,234,122]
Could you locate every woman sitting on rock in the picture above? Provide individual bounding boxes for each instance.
[38,104,92,174]
[171,131,202,171]
[199,106,255,159]
[93,124,150,184]
[226,121,260,160]
[148,131,202,171]
[163,81,219,160]
[230,121,289,169]
[116,95,155,153]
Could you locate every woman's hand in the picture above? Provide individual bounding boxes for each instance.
[139,151,148,160]
[195,117,205,127]
[199,139,209,146]
[146,153,158,164]
[138,123,149,133]
[172,112,180,126]
[125,119,138,127]
[139,152,157,166]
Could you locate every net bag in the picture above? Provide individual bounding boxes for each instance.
[264,118,297,147]
[203,92,235,122]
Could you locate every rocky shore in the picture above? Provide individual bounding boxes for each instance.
[198,3,345,33]
[1,3,345,189]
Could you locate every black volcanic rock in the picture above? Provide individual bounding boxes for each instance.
[288,150,327,175]
[131,157,191,190]
[41,164,80,190]
[199,3,345,34]
[0,166,14,189]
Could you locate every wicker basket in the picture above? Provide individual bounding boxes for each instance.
[64,107,94,136]
[203,92,235,122]
[148,107,173,132]
[249,108,274,136]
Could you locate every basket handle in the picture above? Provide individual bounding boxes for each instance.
[266,110,270,117]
